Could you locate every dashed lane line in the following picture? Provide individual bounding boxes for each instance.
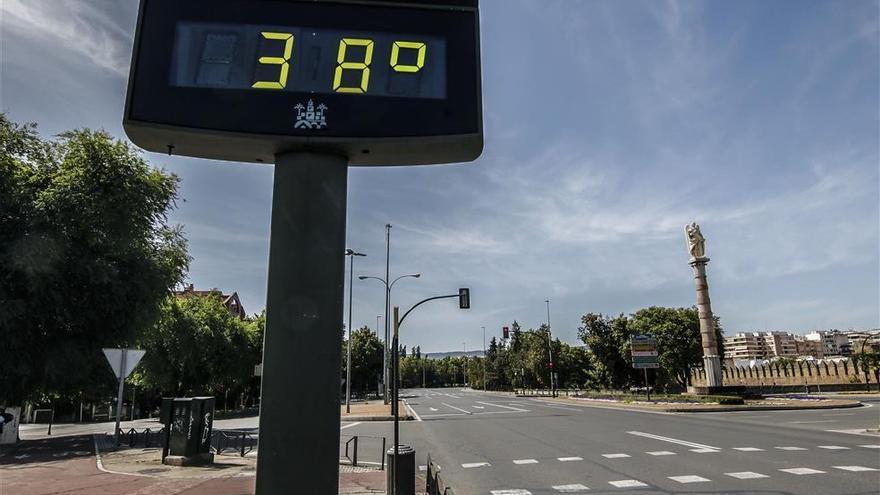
[859,444,880,448]
[725,471,769,479]
[462,462,491,468]
[645,451,676,456]
[775,446,808,451]
[626,431,720,451]
[608,480,648,488]
[552,484,589,492]
[833,465,878,472]
[779,467,825,475]
[689,448,720,453]
[817,445,849,450]
[512,458,539,464]
[473,406,485,409]
[732,447,765,451]
[558,456,583,462]
[668,475,711,484]
[602,453,631,458]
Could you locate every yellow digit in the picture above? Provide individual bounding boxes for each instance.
[333,38,374,94]
[252,32,294,90]
[390,41,426,73]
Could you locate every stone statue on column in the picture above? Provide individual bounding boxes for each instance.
[685,222,722,389]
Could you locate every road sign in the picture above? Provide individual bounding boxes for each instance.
[630,335,658,370]
[102,348,146,379]
[123,0,482,165]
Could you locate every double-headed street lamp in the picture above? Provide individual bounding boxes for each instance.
[344,249,366,413]
[359,273,421,404]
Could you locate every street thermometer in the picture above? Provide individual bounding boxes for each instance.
[123,1,481,493]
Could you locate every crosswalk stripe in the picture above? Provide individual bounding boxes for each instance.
[732,447,764,451]
[646,451,676,456]
[462,462,491,468]
[817,445,849,450]
[558,456,583,462]
[668,475,711,483]
[689,448,720,453]
[552,484,589,492]
[775,446,807,451]
[858,444,880,449]
[602,453,630,458]
[779,467,825,475]
[725,471,769,479]
[513,459,539,464]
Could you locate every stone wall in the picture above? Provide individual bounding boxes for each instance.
[690,361,879,389]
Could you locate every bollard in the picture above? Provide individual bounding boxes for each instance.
[386,444,416,495]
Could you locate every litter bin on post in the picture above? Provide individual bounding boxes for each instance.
[162,397,215,466]
[386,444,416,495]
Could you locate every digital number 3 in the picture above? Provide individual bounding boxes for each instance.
[252,32,294,90]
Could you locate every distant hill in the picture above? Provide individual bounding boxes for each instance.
[424,350,485,360]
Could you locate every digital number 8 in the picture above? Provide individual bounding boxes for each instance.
[252,32,294,90]
[333,38,374,94]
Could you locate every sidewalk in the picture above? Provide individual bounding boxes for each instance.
[0,434,423,495]
[341,400,413,421]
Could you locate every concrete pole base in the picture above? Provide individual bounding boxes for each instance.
[704,355,723,388]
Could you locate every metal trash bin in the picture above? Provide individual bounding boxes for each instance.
[386,444,416,495]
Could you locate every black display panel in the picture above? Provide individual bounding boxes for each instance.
[172,22,447,99]
[123,0,482,166]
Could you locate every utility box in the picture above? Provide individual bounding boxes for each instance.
[162,397,215,466]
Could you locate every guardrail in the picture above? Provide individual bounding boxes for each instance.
[425,453,455,495]
[114,427,166,448]
[339,434,386,470]
[211,429,258,457]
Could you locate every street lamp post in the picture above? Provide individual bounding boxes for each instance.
[345,249,366,414]
[545,299,556,397]
[359,272,421,404]
[384,224,392,404]
[463,342,467,386]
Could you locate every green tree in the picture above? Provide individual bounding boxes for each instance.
[134,293,254,396]
[0,116,188,405]
[578,313,633,389]
[344,326,383,395]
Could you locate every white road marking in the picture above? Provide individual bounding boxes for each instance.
[725,471,769,479]
[827,429,880,437]
[689,448,720,453]
[788,420,838,424]
[645,451,676,456]
[775,446,807,451]
[473,406,485,409]
[859,444,880,448]
[340,422,362,430]
[477,401,529,412]
[552,483,589,492]
[558,456,583,462]
[626,431,720,450]
[779,467,825,475]
[602,453,630,458]
[462,462,490,468]
[418,465,427,471]
[512,458,539,464]
[817,445,849,450]
[608,480,648,488]
[668,475,710,483]
[13,454,30,460]
[490,490,532,495]
[429,407,438,412]
[732,447,764,452]
[833,465,878,472]
[441,402,473,415]
[404,401,422,422]
[530,401,581,411]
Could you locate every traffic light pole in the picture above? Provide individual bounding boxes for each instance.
[256,152,348,495]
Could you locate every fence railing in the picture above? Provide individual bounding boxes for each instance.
[425,453,455,495]
[211,429,259,457]
[339,434,386,470]
[114,427,166,448]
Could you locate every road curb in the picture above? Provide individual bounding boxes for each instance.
[665,400,864,413]
[341,416,413,422]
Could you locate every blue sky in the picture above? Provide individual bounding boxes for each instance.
[2,0,878,352]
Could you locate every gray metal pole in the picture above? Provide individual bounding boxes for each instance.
[346,253,354,413]
[114,349,126,444]
[482,326,487,390]
[545,300,556,397]
[392,306,400,495]
[384,224,392,405]
[255,152,348,495]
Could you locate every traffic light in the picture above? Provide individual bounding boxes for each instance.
[458,288,470,309]
[502,326,509,339]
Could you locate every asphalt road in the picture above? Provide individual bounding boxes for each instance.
[343,388,880,495]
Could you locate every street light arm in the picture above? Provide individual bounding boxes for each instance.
[399,294,459,327]
[390,273,420,289]
[359,275,388,287]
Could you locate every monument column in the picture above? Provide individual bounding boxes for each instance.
[685,223,722,388]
